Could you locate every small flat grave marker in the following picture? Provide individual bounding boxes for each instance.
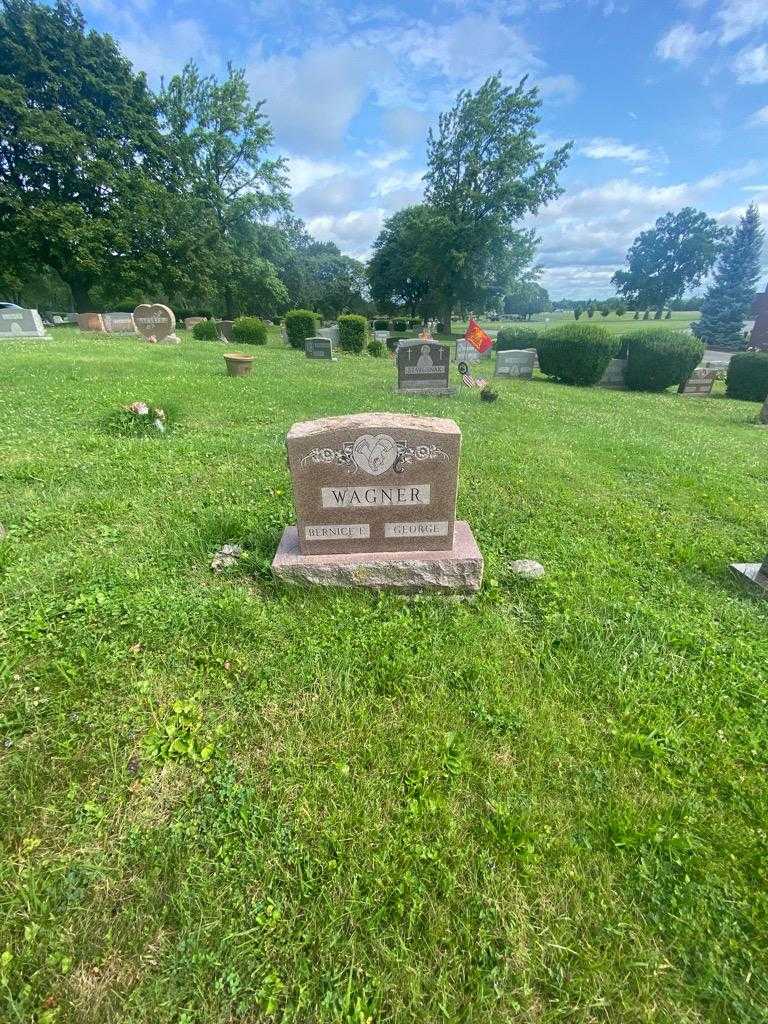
[271,412,483,591]
[678,367,717,397]
[396,340,455,395]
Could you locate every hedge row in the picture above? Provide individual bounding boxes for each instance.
[285,310,319,349]
[191,316,268,344]
[536,324,617,385]
[338,314,367,354]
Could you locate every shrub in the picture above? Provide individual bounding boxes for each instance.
[285,309,319,349]
[409,318,421,329]
[727,352,768,402]
[368,338,384,357]
[536,323,617,385]
[338,314,367,354]
[624,330,705,392]
[373,318,389,331]
[192,319,219,341]
[496,326,537,351]
[392,317,408,332]
[231,316,267,345]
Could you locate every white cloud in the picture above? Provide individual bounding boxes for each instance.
[747,105,768,127]
[380,107,430,147]
[287,156,348,195]
[306,209,387,259]
[717,0,768,44]
[368,149,409,170]
[733,43,768,84]
[580,137,653,163]
[538,74,581,102]
[655,22,712,64]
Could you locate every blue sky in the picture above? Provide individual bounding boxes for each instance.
[80,0,768,297]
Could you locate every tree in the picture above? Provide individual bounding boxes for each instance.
[573,303,583,320]
[422,73,570,329]
[503,281,551,319]
[367,205,440,316]
[693,204,764,351]
[159,62,290,317]
[0,0,173,310]
[586,304,595,318]
[612,208,729,315]
[616,304,626,317]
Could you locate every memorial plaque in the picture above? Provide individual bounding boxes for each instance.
[495,349,535,380]
[285,413,460,556]
[305,336,335,360]
[76,312,106,333]
[396,340,454,395]
[678,367,717,397]
[0,307,48,339]
[133,303,179,344]
[104,311,136,333]
[598,357,627,390]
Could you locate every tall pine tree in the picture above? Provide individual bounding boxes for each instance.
[693,204,764,351]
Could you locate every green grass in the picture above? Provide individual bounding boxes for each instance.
[451,311,702,339]
[1,327,766,1023]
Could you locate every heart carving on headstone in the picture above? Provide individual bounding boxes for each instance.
[352,433,398,476]
[133,303,176,341]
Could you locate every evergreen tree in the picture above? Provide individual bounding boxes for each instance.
[693,204,764,351]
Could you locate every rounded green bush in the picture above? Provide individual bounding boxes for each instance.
[231,316,268,345]
[192,319,219,341]
[285,309,319,349]
[372,318,389,331]
[536,323,617,385]
[726,351,768,402]
[496,326,538,352]
[368,338,384,357]
[392,317,408,333]
[624,329,704,392]
[408,317,421,329]
[338,314,368,354]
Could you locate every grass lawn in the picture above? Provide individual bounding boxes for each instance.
[451,311,702,339]
[1,327,766,1023]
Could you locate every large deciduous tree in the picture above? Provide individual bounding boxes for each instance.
[0,0,173,310]
[612,208,730,315]
[158,62,290,318]
[503,280,551,319]
[422,73,570,329]
[693,204,764,351]
[367,205,438,315]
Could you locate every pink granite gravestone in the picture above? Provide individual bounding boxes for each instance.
[272,412,483,591]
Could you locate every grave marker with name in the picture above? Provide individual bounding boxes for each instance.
[0,307,49,339]
[133,303,180,344]
[396,340,454,395]
[495,349,535,380]
[271,412,483,591]
[77,312,106,333]
[678,367,717,397]
[305,336,335,360]
[455,338,482,364]
[104,312,137,333]
[319,325,340,344]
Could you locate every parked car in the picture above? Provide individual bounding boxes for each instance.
[0,301,23,310]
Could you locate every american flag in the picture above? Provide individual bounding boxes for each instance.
[461,373,487,389]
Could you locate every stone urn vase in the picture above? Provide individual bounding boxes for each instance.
[224,352,254,377]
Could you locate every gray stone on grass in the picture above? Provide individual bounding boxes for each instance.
[211,543,243,572]
[509,558,545,579]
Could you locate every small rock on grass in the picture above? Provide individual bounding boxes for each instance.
[211,544,243,573]
[509,559,545,580]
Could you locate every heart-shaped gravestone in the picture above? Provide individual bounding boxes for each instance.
[352,433,398,476]
[133,303,176,341]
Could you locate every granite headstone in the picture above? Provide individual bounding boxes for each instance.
[678,367,717,397]
[598,358,628,390]
[396,340,454,395]
[77,312,106,333]
[104,311,137,333]
[133,303,179,344]
[305,336,335,360]
[495,349,535,380]
[0,307,49,339]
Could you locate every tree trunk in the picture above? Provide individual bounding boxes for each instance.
[69,280,93,313]
[224,283,235,320]
[441,301,453,336]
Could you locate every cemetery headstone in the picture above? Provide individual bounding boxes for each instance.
[678,367,717,397]
[598,357,627,390]
[319,325,339,345]
[495,349,535,380]
[455,338,483,364]
[271,412,483,591]
[104,311,137,333]
[218,320,234,341]
[133,303,180,344]
[374,330,389,345]
[184,316,205,330]
[305,336,335,360]
[77,312,106,333]
[396,340,455,395]
[749,283,768,350]
[0,307,50,339]
[729,551,768,596]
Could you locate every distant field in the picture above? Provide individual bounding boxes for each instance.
[453,310,701,337]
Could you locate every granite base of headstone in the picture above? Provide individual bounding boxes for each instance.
[271,412,483,592]
[133,303,180,344]
[396,340,455,396]
[678,367,717,397]
[1,307,51,340]
[305,336,336,360]
[495,349,535,380]
[729,553,768,596]
[598,358,627,390]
